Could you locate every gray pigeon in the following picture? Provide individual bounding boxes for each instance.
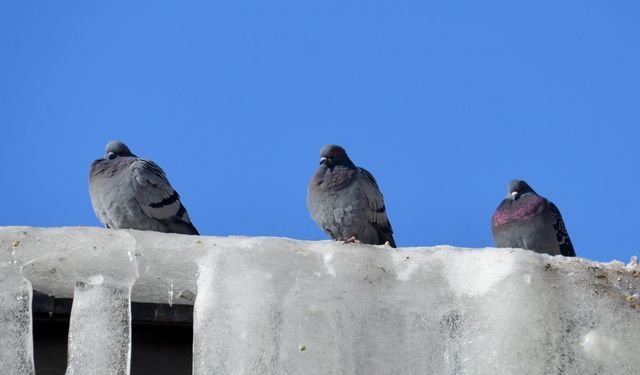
[89,141,199,235]
[491,180,575,256]
[307,144,396,247]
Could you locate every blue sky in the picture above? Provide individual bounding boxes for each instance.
[1,1,638,262]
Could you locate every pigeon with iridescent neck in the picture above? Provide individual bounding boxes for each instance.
[492,180,574,256]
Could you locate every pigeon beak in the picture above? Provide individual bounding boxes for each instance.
[509,191,519,201]
[319,157,329,165]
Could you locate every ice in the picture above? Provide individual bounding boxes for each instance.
[14,227,138,374]
[126,229,206,306]
[66,280,133,375]
[0,232,34,375]
[167,280,174,307]
[191,240,640,374]
[0,226,639,374]
[579,330,620,363]
[63,232,137,375]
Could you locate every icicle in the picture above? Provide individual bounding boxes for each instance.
[167,280,174,307]
[66,278,134,375]
[0,233,34,375]
[0,265,34,375]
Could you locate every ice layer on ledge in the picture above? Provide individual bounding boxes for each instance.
[1,226,639,375]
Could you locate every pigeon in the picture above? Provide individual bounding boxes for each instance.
[307,144,396,247]
[89,141,199,235]
[491,179,575,256]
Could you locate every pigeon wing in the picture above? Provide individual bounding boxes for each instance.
[358,168,396,247]
[130,159,199,234]
[549,202,575,257]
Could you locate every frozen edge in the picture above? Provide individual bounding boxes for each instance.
[0,226,639,306]
[2,226,640,374]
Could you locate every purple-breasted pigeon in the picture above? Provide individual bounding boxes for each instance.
[492,180,575,256]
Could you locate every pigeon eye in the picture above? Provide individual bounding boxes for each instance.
[107,152,117,160]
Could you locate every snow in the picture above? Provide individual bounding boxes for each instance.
[1,226,640,374]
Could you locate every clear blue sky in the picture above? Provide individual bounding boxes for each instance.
[1,2,638,262]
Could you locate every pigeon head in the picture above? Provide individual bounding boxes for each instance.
[507,179,535,201]
[319,144,354,167]
[105,141,136,160]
